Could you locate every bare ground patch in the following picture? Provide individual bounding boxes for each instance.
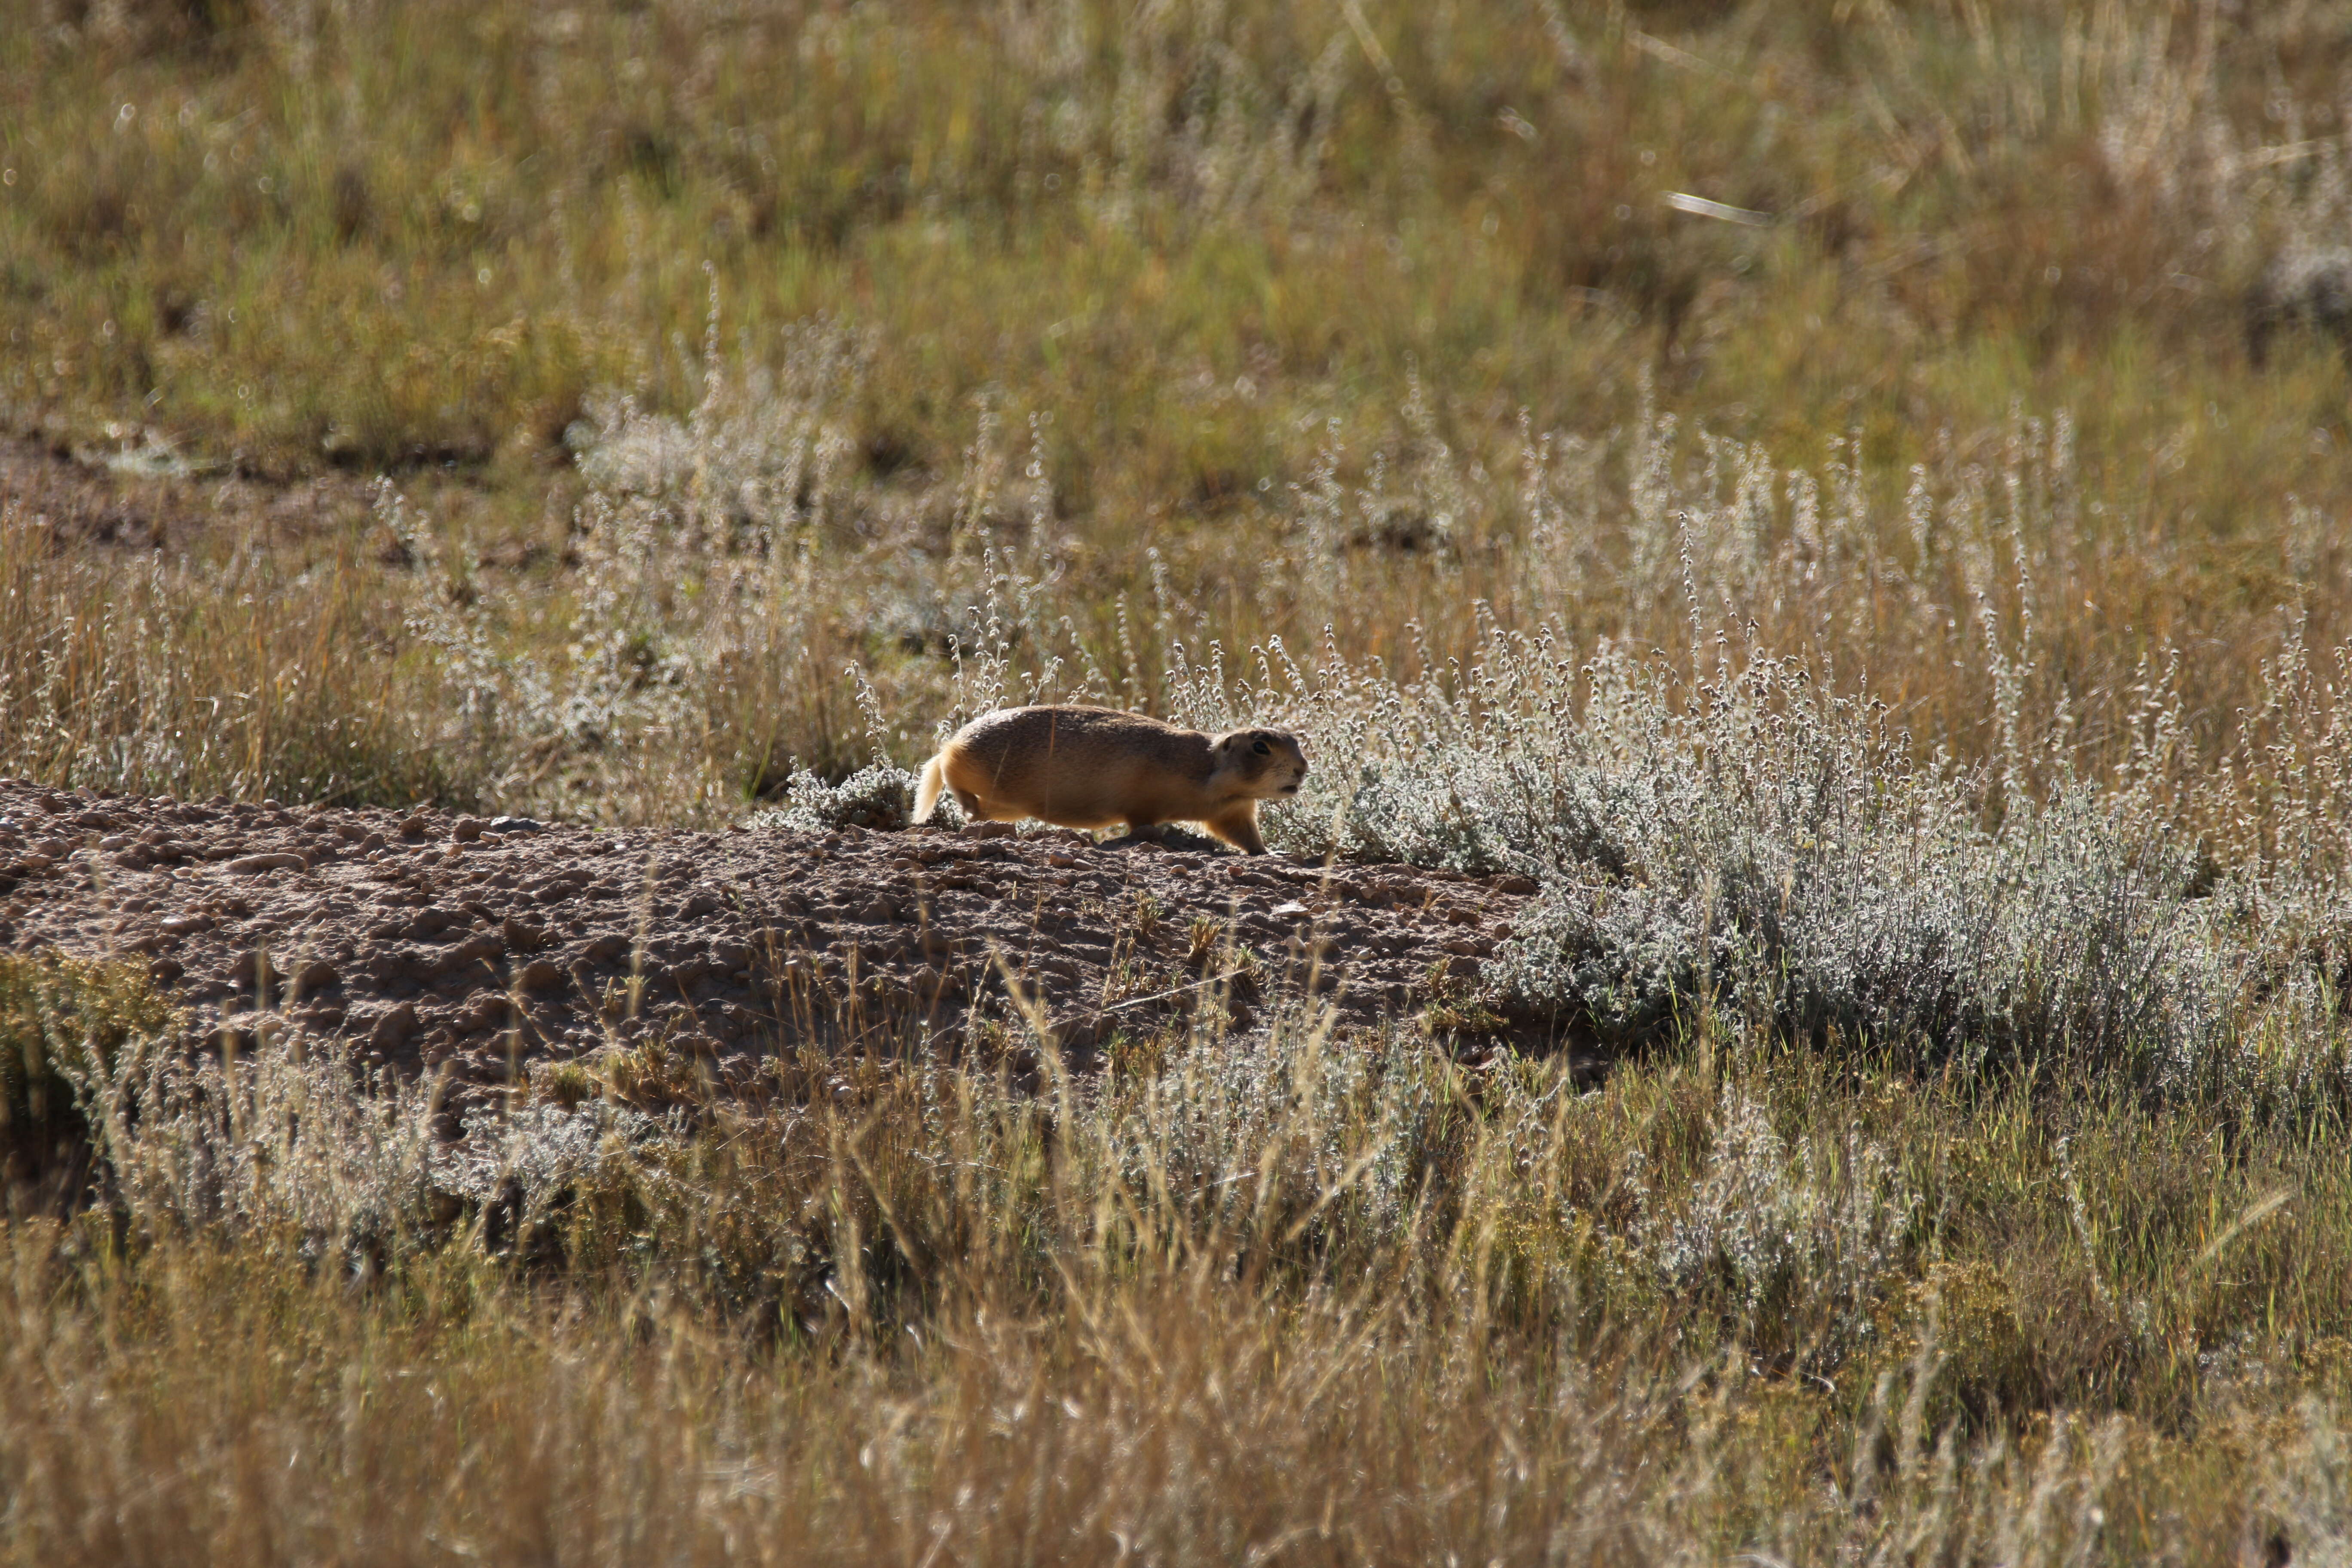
[0,780,1556,1110]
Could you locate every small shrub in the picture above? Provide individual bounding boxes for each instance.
[755,763,922,834]
[1635,1086,1916,1370]
[0,954,177,1192]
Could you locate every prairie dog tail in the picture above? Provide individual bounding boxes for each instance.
[913,753,948,823]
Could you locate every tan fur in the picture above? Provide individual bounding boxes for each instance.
[913,705,1308,854]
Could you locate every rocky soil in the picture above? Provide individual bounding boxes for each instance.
[0,780,1549,1106]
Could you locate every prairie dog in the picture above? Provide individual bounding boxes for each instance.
[913,705,1308,854]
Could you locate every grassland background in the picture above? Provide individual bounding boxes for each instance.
[10,0,2352,1561]
[9,0,2352,821]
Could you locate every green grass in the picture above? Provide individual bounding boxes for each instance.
[9,0,2352,823]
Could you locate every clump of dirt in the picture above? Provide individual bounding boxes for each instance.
[0,779,1553,1108]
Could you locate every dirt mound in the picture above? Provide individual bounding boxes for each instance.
[0,780,1550,1105]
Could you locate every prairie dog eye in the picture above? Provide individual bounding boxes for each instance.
[1251,739,1271,756]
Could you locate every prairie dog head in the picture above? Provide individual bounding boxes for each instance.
[1211,727,1308,798]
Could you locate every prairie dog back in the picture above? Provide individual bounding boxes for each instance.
[913,705,1306,854]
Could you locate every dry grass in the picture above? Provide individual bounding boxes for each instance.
[10,0,2352,1558]
[0,517,464,805]
[4,956,2352,1563]
[3,0,2352,821]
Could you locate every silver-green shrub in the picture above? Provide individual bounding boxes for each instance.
[753,763,924,834]
[1636,1086,1916,1366]
[1190,635,2280,1095]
